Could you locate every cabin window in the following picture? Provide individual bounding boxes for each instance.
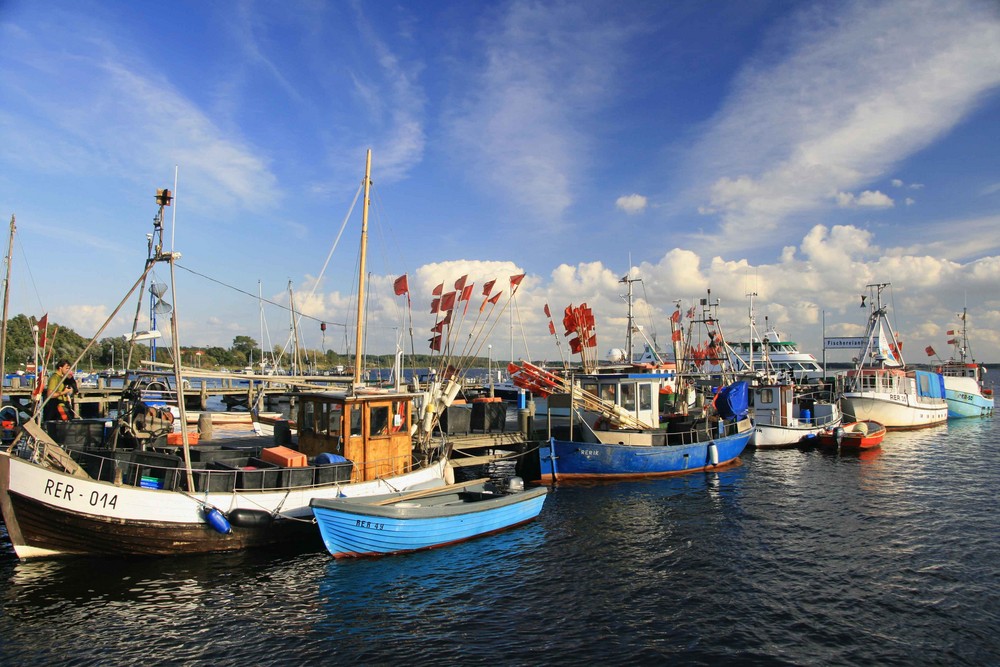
[324,403,343,436]
[759,388,774,404]
[600,384,616,404]
[302,401,316,431]
[349,406,362,437]
[370,405,390,436]
[639,384,652,411]
[621,383,636,411]
[391,400,407,432]
[582,381,598,397]
[919,374,929,394]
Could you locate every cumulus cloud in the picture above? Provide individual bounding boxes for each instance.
[836,190,895,208]
[616,194,648,214]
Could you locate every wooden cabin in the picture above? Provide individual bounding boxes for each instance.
[295,390,421,483]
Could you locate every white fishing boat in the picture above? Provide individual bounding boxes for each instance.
[836,283,948,430]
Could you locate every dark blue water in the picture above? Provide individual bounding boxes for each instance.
[2,418,998,665]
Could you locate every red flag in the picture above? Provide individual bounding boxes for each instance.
[670,309,680,323]
[432,283,444,296]
[454,275,468,292]
[37,314,48,349]
[672,329,682,342]
[946,330,955,336]
[429,335,442,352]
[925,345,935,356]
[947,338,958,345]
[569,337,582,353]
[548,321,556,335]
[393,274,408,296]
[440,291,457,312]
[460,284,474,302]
[585,334,597,348]
[509,273,525,288]
[686,306,696,319]
[430,298,440,314]
[488,292,501,305]
[482,279,496,296]
[544,304,551,318]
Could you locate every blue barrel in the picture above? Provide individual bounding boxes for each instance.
[801,408,811,424]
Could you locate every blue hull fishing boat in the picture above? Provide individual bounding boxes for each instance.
[310,478,547,558]
[535,379,753,482]
[934,307,994,418]
[541,426,752,481]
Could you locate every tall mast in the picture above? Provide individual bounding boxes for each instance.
[0,215,15,378]
[353,149,372,385]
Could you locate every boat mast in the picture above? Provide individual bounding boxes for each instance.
[353,149,372,386]
[0,215,15,380]
[620,273,635,363]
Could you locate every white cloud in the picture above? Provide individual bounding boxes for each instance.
[836,189,894,208]
[891,179,904,187]
[687,0,1000,252]
[616,194,648,214]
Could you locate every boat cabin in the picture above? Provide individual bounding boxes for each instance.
[573,370,674,428]
[295,389,421,483]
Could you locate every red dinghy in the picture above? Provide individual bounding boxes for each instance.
[816,420,886,451]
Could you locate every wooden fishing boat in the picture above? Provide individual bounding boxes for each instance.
[310,477,547,558]
[816,420,886,450]
[0,153,456,560]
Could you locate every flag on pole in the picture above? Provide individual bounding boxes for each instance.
[509,273,525,288]
[924,345,935,356]
[393,275,408,296]
[454,275,468,292]
[440,291,457,312]
[482,279,496,296]
[670,309,680,323]
[432,283,444,296]
[37,314,48,349]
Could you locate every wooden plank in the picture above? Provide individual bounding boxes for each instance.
[373,477,490,506]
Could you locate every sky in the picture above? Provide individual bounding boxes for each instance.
[1,0,999,370]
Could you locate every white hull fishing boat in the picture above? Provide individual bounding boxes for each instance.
[0,152,456,559]
[836,283,948,430]
[751,383,841,448]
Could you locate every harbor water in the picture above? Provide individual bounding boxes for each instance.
[1,417,998,665]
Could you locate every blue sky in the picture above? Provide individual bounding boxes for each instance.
[1,0,999,368]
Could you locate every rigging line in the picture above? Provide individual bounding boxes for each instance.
[304,180,364,305]
[14,234,45,315]
[173,263,347,329]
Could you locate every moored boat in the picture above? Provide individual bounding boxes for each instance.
[310,476,547,558]
[835,283,948,430]
[933,308,994,418]
[816,420,886,450]
[0,153,457,560]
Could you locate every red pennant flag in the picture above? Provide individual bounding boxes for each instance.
[393,274,409,296]
[432,283,443,296]
[460,284,474,302]
[429,335,442,352]
[670,309,680,323]
[454,275,468,292]
[586,334,597,348]
[488,292,501,305]
[548,321,556,335]
[509,273,525,288]
[686,306,696,319]
[672,329,682,342]
[947,338,958,345]
[440,291,457,312]
[946,330,955,336]
[37,313,48,349]
[925,345,935,356]
[482,279,496,296]
[430,298,440,314]
[544,304,551,318]
[569,337,582,353]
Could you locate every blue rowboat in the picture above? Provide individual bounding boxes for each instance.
[310,478,547,558]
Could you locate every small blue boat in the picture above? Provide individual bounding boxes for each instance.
[310,478,547,558]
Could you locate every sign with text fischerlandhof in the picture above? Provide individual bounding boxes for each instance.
[823,337,867,349]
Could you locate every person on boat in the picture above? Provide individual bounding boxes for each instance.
[43,360,75,421]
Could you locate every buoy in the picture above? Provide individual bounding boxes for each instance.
[203,506,232,534]
[708,442,719,466]
[227,508,273,528]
